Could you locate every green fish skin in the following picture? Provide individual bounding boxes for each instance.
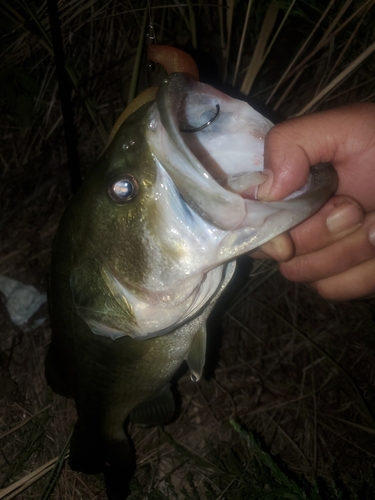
[46,74,337,499]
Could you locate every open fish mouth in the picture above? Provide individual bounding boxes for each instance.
[147,72,337,254]
[72,72,337,342]
[100,71,336,339]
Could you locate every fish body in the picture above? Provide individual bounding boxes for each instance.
[47,60,337,498]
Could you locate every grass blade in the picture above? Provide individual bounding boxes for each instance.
[240,1,279,95]
[295,40,375,116]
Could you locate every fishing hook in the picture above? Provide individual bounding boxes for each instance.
[180,104,221,133]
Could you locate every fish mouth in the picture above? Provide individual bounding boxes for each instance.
[93,74,337,341]
[147,73,337,255]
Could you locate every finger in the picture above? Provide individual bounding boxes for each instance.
[279,213,375,283]
[258,103,375,203]
[251,232,295,261]
[309,258,375,301]
[251,195,363,261]
[289,195,364,256]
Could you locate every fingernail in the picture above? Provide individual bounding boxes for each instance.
[250,249,272,260]
[256,169,273,200]
[258,234,294,262]
[369,224,375,246]
[326,203,363,233]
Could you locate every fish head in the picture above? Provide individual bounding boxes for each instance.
[68,73,337,342]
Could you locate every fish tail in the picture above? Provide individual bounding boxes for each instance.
[102,442,135,500]
[69,421,135,499]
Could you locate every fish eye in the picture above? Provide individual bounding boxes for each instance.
[108,175,139,204]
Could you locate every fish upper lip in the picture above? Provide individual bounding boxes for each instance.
[148,73,251,231]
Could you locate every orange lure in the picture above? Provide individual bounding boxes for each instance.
[107,46,199,145]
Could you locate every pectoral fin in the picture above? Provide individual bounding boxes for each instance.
[129,385,175,426]
[186,326,207,382]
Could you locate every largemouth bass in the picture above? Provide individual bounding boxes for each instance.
[46,46,337,498]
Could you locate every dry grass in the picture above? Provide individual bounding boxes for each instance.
[1,0,375,498]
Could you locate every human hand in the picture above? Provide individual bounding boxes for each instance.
[253,103,375,301]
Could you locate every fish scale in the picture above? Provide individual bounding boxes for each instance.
[46,46,337,499]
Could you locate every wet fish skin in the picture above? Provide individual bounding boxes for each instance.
[46,101,234,497]
[46,68,337,499]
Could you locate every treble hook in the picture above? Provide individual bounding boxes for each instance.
[180,104,221,133]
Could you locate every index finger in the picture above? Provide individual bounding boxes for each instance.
[289,195,364,256]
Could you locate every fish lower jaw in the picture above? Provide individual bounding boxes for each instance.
[101,266,226,340]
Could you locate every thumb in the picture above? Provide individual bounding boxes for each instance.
[257,106,360,201]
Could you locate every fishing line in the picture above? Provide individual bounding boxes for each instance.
[146,0,157,87]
